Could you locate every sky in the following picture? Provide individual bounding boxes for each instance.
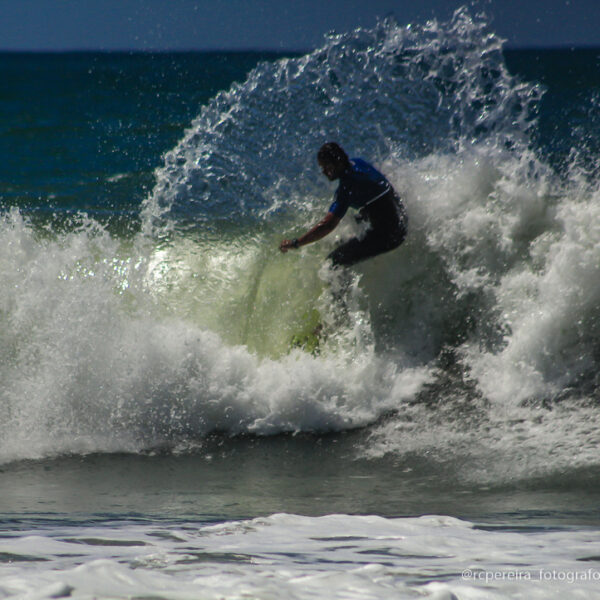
[0,0,599,51]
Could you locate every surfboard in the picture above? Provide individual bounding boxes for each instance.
[290,308,323,355]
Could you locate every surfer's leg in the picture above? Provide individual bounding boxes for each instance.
[322,220,408,340]
[327,236,367,268]
[326,230,403,268]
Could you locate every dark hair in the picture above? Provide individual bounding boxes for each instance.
[317,142,350,167]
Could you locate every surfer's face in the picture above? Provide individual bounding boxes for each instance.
[319,158,344,180]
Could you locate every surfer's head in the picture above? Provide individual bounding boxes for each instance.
[318,142,350,180]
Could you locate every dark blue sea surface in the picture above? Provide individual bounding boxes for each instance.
[0,51,294,227]
[505,47,600,173]
[1,47,598,227]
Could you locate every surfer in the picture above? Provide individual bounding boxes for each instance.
[279,142,407,267]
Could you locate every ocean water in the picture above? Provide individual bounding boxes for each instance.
[2,7,600,599]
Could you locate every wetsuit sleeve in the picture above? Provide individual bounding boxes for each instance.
[328,186,351,219]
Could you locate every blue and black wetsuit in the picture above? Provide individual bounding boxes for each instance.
[327,158,408,267]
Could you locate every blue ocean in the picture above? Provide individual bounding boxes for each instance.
[2,9,600,599]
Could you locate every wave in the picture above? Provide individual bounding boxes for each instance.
[1,8,600,481]
[0,208,427,464]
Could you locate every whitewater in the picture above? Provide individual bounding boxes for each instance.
[1,7,600,599]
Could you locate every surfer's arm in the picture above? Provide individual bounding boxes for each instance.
[280,212,341,252]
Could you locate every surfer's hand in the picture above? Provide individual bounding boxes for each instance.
[279,239,295,252]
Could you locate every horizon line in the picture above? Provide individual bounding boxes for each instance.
[0,43,599,54]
